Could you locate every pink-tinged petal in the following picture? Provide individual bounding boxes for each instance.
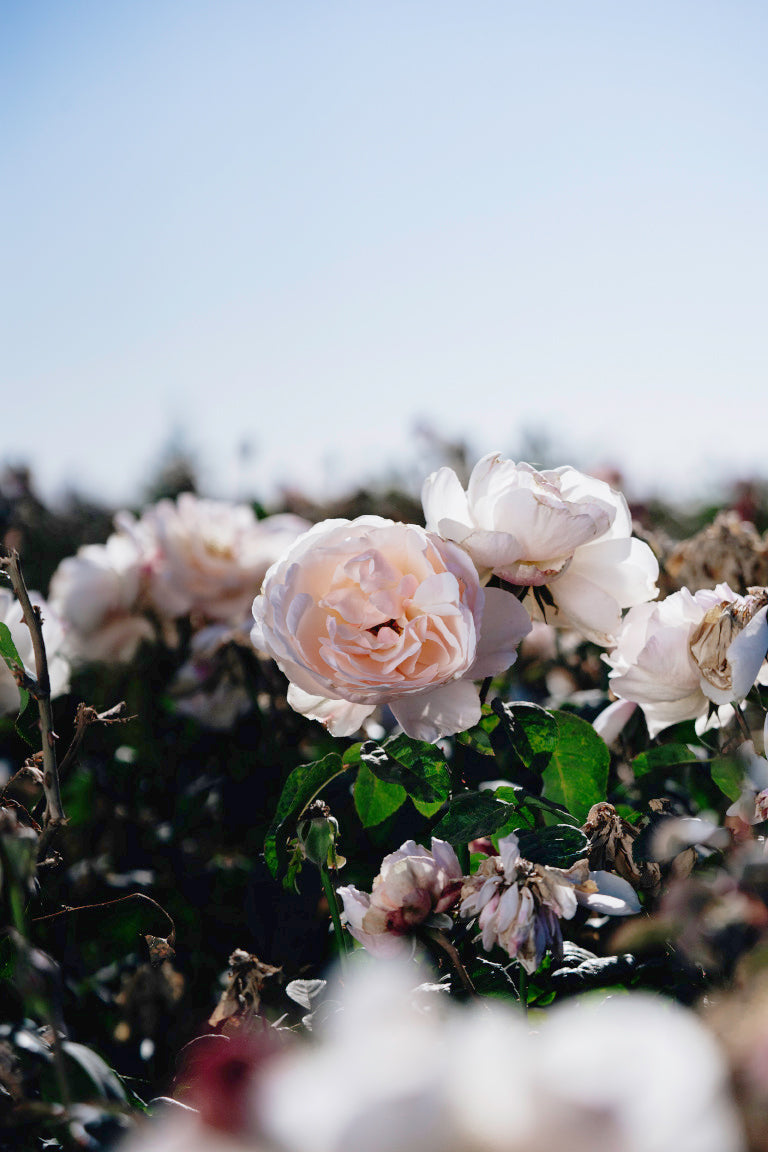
[579,871,641,916]
[429,838,462,880]
[497,833,521,879]
[466,588,532,680]
[286,685,375,737]
[421,468,472,537]
[388,679,481,742]
[461,529,524,577]
[592,699,637,745]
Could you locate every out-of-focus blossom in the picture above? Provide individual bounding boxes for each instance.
[121,496,310,623]
[171,620,253,729]
[257,957,744,1152]
[605,585,768,738]
[0,589,69,715]
[49,533,155,664]
[727,724,768,831]
[422,452,659,646]
[459,833,638,973]
[251,517,530,741]
[337,839,462,957]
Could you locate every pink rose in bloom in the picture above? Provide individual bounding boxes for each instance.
[251,517,531,741]
[0,589,69,716]
[120,496,311,623]
[49,533,155,665]
[422,452,659,646]
[337,838,462,957]
[605,584,768,738]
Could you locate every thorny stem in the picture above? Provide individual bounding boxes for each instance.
[479,676,493,706]
[1,552,65,836]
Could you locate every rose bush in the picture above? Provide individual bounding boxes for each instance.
[251,516,531,741]
[422,452,659,645]
[605,584,768,738]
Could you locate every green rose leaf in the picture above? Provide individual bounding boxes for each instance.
[354,763,407,827]
[264,753,348,879]
[0,622,29,719]
[361,735,450,806]
[514,824,590,868]
[710,755,744,802]
[541,711,609,822]
[432,791,515,845]
[632,744,700,778]
[495,701,558,773]
[456,705,500,757]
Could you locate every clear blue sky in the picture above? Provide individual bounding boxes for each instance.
[2,1,767,507]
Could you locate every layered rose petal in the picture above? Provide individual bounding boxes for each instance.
[423,453,658,646]
[253,517,529,740]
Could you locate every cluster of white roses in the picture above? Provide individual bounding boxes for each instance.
[6,494,308,726]
[252,453,768,742]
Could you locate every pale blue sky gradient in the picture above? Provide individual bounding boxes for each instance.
[2,1,767,507]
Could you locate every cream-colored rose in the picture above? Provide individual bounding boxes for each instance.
[605,584,768,738]
[50,533,155,665]
[0,589,69,715]
[251,516,531,741]
[422,453,659,646]
[122,495,311,623]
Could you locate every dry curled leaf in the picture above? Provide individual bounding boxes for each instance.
[144,934,176,965]
[209,949,281,1029]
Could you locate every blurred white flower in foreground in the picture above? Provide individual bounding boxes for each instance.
[605,584,768,738]
[252,516,530,741]
[0,589,69,715]
[49,533,155,664]
[337,838,462,957]
[257,958,744,1152]
[422,452,658,646]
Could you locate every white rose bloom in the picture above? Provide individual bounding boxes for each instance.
[0,589,70,715]
[49,533,155,664]
[422,453,659,646]
[251,516,531,742]
[605,584,768,738]
[124,495,310,623]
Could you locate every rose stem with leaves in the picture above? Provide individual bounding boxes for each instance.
[2,551,65,851]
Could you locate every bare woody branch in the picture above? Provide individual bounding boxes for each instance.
[1,551,65,831]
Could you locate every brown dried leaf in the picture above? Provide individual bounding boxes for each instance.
[208,950,281,1028]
